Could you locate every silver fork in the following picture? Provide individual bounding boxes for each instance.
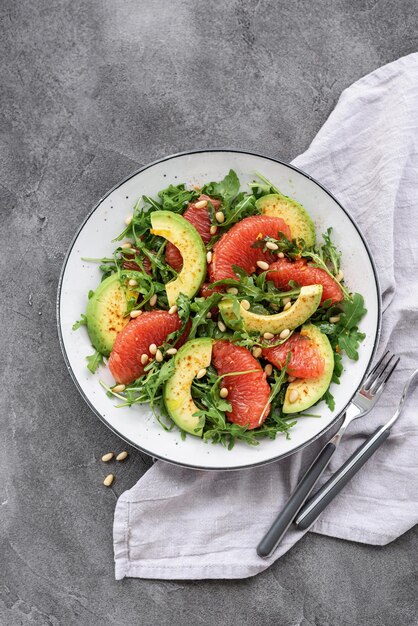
[257,351,400,558]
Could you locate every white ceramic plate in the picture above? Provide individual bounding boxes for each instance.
[57,150,381,470]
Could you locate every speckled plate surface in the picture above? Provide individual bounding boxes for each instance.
[57,150,381,470]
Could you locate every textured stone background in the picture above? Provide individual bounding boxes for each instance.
[1,1,418,624]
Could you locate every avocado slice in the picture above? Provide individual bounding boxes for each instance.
[256,193,316,247]
[218,284,322,335]
[150,211,207,306]
[164,337,213,436]
[283,324,334,414]
[86,274,136,356]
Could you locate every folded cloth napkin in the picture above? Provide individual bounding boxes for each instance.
[114,53,418,580]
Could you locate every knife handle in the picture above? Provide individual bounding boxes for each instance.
[295,425,391,530]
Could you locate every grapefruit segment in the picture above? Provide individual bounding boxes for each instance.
[209,215,291,283]
[212,340,271,429]
[108,310,188,384]
[262,332,325,379]
[268,258,343,304]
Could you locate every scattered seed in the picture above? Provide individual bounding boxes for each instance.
[241,299,250,310]
[282,297,291,305]
[196,368,207,379]
[166,348,177,355]
[219,387,229,398]
[278,252,285,258]
[206,312,212,319]
[112,384,126,393]
[217,320,226,332]
[101,452,114,463]
[264,364,273,376]
[149,343,157,355]
[130,309,142,318]
[103,474,115,487]
[125,214,133,226]
[141,353,149,365]
[288,375,296,382]
[336,270,344,282]
[283,302,292,311]
[116,451,129,461]
[330,315,341,323]
[279,328,291,340]
[215,211,225,223]
[256,260,269,271]
[195,199,208,208]
[169,305,178,315]
[149,294,157,306]
[263,332,274,340]
[227,287,238,295]
[122,241,133,249]
[266,241,279,251]
[155,349,163,362]
[206,251,212,263]
[128,279,138,287]
[288,389,299,404]
[210,225,218,235]
[252,347,262,358]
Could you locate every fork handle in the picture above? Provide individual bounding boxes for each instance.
[256,441,337,558]
[295,425,391,530]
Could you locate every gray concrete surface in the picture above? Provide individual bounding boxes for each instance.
[1,0,418,624]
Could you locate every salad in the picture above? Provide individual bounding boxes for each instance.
[74,170,366,449]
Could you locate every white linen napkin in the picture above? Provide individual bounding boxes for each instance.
[114,53,418,580]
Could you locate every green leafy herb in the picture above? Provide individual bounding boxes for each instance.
[202,169,240,206]
[86,350,103,374]
[72,314,87,330]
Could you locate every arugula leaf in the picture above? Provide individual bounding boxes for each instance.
[72,314,87,330]
[323,389,335,411]
[189,293,225,339]
[86,350,103,374]
[202,169,240,206]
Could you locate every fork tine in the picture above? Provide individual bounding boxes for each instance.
[372,356,400,396]
[363,351,391,391]
[368,354,396,394]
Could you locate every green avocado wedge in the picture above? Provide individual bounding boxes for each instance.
[150,211,207,306]
[218,284,322,335]
[283,324,334,414]
[164,337,213,436]
[256,193,316,247]
[86,273,135,356]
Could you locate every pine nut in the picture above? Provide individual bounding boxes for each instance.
[206,251,212,263]
[195,199,208,208]
[263,332,274,340]
[155,349,163,362]
[283,301,292,311]
[210,225,218,236]
[256,260,269,271]
[215,211,225,223]
[141,353,149,365]
[128,279,138,287]
[149,294,157,306]
[330,315,341,323]
[282,297,291,305]
[125,214,133,225]
[219,387,229,398]
[227,287,238,295]
[196,368,207,379]
[149,343,157,355]
[241,299,250,310]
[266,241,279,251]
[130,309,142,318]
[288,375,296,382]
[206,312,212,319]
[288,389,299,404]
[101,452,114,463]
[103,474,115,487]
[252,347,262,358]
[168,305,178,315]
[112,384,126,393]
[278,252,285,258]
[166,348,177,355]
[264,364,273,376]
[116,451,128,461]
[279,328,291,340]
[336,270,344,282]
[217,320,226,332]
[122,242,133,249]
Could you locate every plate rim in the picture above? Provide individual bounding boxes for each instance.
[57,148,382,471]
